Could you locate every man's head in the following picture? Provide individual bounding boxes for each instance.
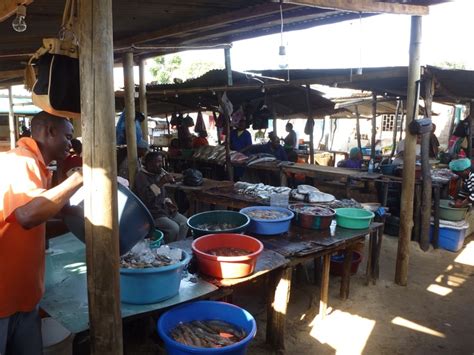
[432,123,437,133]
[135,111,145,123]
[286,123,293,132]
[449,158,471,179]
[70,138,82,155]
[143,151,164,174]
[268,131,280,149]
[237,120,247,132]
[350,147,362,160]
[31,111,73,164]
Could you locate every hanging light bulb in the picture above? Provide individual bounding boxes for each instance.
[12,5,27,33]
[278,4,288,69]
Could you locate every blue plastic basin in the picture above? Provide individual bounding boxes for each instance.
[120,250,191,304]
[63,184,155,255]
[240,206,294,235]
[157,301,257,355]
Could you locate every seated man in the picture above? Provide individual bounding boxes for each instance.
[133,152,188,243]
[243,131,288,161]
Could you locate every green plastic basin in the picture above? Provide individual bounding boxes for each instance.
[335,208,374,229]
[439,199,468,221]
[187,210,250,238]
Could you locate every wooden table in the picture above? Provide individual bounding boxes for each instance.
[40,234,220,334]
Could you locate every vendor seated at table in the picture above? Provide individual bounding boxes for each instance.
[392,135,421,165]
[241,131,288,161]
[133,151,188,243]
[229,119,252,151]
[449,158,474,208]
[337,147,363,169]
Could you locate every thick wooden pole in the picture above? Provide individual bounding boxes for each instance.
[123,52,138,186]
[390,100,401,159]
[306,84,315,164]
[420,76,433,251]
[139,58,148,142]
[223,48,234,181]
[469,102,473,159]
[395,16,422,286]
[72,118,82,138]
[399,102,405,142]
[79,0,123,353]
[371,93,377,160]
[7,86,15,148]
[355,105,362,152]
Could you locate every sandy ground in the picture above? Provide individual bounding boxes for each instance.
[117,234,474,354]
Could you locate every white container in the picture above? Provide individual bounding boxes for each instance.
[42,317,74,355]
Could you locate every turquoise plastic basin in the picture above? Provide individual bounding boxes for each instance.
[335,208,374,229]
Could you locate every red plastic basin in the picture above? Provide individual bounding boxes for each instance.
[192,233,264,279]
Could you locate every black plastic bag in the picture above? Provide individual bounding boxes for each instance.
[183,168,203,186]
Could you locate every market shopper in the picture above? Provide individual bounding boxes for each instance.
[229,119,252,151]
[0,111,83,355]
[283,122,298,150]
[449,158,474,207]
[133,151,188,243]
[116,110,147,147]
[338,147,363,169]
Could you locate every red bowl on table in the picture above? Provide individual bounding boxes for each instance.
[191,233,263,279]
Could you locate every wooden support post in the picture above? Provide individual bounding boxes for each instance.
[139,58,148,142]
[390,100,401,159]
[319,254,330,319]
[270,95,277,136]
[305,84,315,164]
[420,76,434,251]
[396,16,422,286]
[413,184,422,242]
[266,267,292,351]
[217,93,234,181]
[355,105,362,152]
[399,101,405,142]
[72,118,82,138]
[469,102,474,159]
[7,86,15,149]
[224,47,233,86]
[371,93,377,161]
[432,185,440,248]
[123,52,138,186]
[78,0,123,353]
[448,106,457,138]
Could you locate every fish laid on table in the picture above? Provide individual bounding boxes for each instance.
[170,320,246,348]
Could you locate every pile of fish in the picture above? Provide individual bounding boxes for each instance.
[170,320,246,348]
[244,208,290,220]
[329,199,362,209]
[195,223,238,231]
[205,247,252,257]
[290,185,335,203]
[120,242,183,269]
[234,182,291,201]
[246,153,276,166]
[431,168,457,183]
[289,204,335,216]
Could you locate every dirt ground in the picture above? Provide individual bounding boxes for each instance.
[117,234,474,354]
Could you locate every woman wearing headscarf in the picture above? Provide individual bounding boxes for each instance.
[338,147,363,169]
[449,158,474,207]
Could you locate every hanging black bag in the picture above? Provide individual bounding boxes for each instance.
[25,0,80,119]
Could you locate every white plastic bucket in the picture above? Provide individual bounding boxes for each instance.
[42,317,74,355]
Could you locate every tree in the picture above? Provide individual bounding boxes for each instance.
[150,55,182,84]
[435,61,466,70]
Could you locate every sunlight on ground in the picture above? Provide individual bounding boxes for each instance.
[455,241,474,266]
[391,317,445,338]
[309,310,375,354]
[427,284,452,296]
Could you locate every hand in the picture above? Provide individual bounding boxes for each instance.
[453,199,469,208]
[165,200,177,215]
[159,174,175,185]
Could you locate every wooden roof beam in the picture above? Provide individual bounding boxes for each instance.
[0,0,33,23]
[277,0,429,15]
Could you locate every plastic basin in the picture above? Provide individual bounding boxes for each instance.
[187,211,250,239]
[157,301,257,355]
[239,206,294,235]
[335,208,374,229]
[150,229,164,249]
[120,250,191,304]
[439,199,468,221]
[380,164,396,175]
[63,184,155,255]
[330,251,362,276]
[288,204,335,230]
[192,234,263,279]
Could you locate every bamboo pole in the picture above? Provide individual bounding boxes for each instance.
[78,0,123,353]
[355,105,362,152]
[371,93,377,160]
[7,86,15,148]
[420,76,434,251]
[306,84,315,164]
[390,100,401,159]
[123,52,138,186]
[395,16,422,286]
[139,58,148,143]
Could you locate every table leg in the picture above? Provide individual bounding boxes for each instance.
[319,255,331,319]
[433,185,440,249]
[266,267,292,351]
[340,249,353,300]
[382,180,389,207]
[414,184,422,242]
[314,257,322,286]
[366,233,374,286]
[374,226,384,282]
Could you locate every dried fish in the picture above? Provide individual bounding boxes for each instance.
[205,247,252,257]
[195,223,237,231]
[244,209,290,220]
[170,320,246,348]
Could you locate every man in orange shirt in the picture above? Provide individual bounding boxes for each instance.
[0,111,83,354]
